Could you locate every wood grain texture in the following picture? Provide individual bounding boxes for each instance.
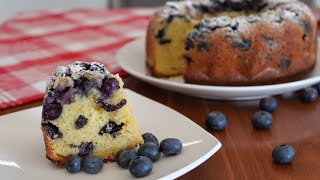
[1,76,320,180]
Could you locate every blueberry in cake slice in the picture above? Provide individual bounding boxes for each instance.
[41,62,143,166]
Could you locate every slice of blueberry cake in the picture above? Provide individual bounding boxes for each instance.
[41,62,143,166]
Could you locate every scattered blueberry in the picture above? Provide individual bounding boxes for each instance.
[66,156,81,173]
[142,133,159,146]
[129,156,153,178]
[252,111,272,129]
[138,142,161,162]
[312,83,320,93]
[259,97,278,112]
[115,149,138,169]
[205,112,227,131]
[272,144,295,164]
[42,103,62,120]
[298,87,318,103]
[82,156,104,174]
[75,115,88,129]
[160,138,183,156]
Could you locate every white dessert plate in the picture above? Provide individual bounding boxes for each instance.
[117,37,320,100]
[0,89,221,180]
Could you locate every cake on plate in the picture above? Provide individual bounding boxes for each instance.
[146,0,317,85]
[41,62,143,166]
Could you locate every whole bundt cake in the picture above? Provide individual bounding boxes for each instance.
[41,62,143,166]
[146,0,317,86]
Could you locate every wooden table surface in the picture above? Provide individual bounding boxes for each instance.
[1,76,320,180]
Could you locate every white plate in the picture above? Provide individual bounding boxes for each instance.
[0,89,221,180]
[117,38,320,100]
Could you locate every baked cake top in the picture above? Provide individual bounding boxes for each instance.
[43,62,124,121]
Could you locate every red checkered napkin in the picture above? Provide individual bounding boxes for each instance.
[0,8,153,110]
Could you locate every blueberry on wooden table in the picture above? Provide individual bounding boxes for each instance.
[259,97,278,112]
[142,133,159,146]
[115,149,138,169]
[66,156,81,173]
[272,144,295,164]
[138,142,161,162]
[205,111,227,131]
[129,156,153,178]
[160,138,183,156]
[298,87,318,103]
[252,111,272,129]
[82,156,104,174]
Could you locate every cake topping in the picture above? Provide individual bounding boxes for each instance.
[78,142,94,157]
[46,62,108,95]
[75,115,88,129]
[42,122,63,139]
[185,0,311,50]
[99,121,124,136]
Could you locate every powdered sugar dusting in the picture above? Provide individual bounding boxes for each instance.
[46,62,112,93]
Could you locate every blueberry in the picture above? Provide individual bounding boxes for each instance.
[78,142,94,157]
[55,87,76,105]
[66,156,81,173]
[42,122,63,139]
[75,115,88,129]
[298,87,318,103]
[99,121,124,135]
[138,142,161,162]
[115,149,137,169]
[272,144,295,164]
[129,156,153,178]
[259,97,278,112]
[280,58,291,70]
[142,133,159,146]
[159,39,171,45]
[82,156,104,174]
[42,103,62,120]
[160,138,183,156]
[205,112,227,131]
[232,39,252,51]
[312,83,320,93]
[96,99,127,112]
[101,78,120,98]
[252,111,272,129]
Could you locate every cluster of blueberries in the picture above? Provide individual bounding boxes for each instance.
[205,83,320,165]
[65,133,183,177]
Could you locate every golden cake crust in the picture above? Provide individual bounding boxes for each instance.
[146,0,318,86]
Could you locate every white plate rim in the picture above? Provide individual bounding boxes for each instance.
[0,89,222,180]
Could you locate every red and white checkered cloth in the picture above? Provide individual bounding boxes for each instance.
[0,8,154,110]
